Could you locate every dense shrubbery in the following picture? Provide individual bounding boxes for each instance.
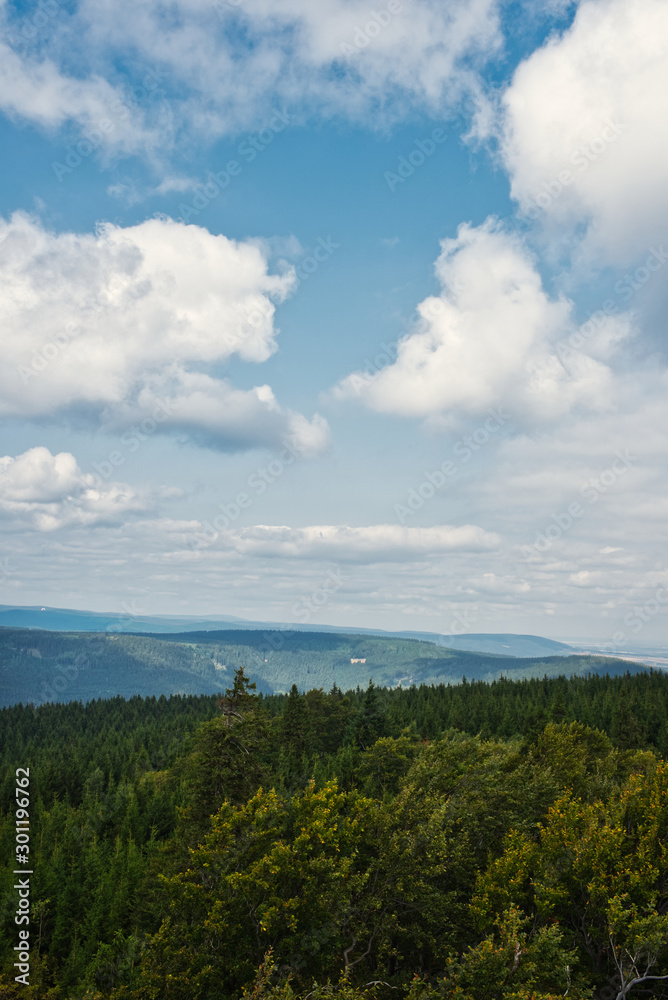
[1,669,668,999]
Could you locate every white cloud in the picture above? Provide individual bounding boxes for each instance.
[236,0,500,111]
[194,522,500,562]
[0,447,150,531]
[333,218,621,422]
[1,0,501,151]
[0,17,167,158]
[501,0,668,265]
[0,212,329,454]
[125,371,331,455]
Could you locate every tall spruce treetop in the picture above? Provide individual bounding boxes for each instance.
[217,666,258,728]
[279,684,312,768]
[349,680,387,751]
[181,667,265,825]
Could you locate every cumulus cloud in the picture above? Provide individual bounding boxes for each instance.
[124,371,331,455]
[191,523,500,562]
[1,0,500,151]
[333,218,622,423]
[0,212,329,454]
[0,447,151,531]
[501,0,668,264]
[0,10,168,158]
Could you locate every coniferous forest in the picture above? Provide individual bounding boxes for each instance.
[2,669,668,999]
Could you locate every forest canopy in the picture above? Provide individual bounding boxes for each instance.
[1,668,668,999]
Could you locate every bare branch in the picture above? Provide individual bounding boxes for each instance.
[343,935,358,970]
[615,972,668,1000]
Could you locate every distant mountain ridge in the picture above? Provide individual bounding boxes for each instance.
[0,624,647,708]
[393,631,573,657]
[0,604,578,659]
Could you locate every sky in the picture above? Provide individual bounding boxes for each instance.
[0,0,667,645]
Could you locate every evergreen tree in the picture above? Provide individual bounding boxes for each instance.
[279,685,312,770]
[611,703,643,749]
[1,668,668,998]
[347,680,387,750]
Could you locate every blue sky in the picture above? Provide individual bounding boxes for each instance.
[1,0,667,645]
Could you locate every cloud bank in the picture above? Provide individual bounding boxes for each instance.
[1,0,501,153]
[191,522,500,562]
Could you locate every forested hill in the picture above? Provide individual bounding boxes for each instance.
[0,625,646,706]
[1,670,667,999]
[0,606,578,658]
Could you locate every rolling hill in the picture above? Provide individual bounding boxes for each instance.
[0,604,578,658]
[0,625,647,707]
